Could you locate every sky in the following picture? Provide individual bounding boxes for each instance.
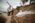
[0,0,30,12]
[0,0,22,12]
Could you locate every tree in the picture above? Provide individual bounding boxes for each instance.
[30,0,35,3]
[21,0,28,4]
[6,1,14,16]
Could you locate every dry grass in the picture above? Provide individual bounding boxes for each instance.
[0,3,35,23]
